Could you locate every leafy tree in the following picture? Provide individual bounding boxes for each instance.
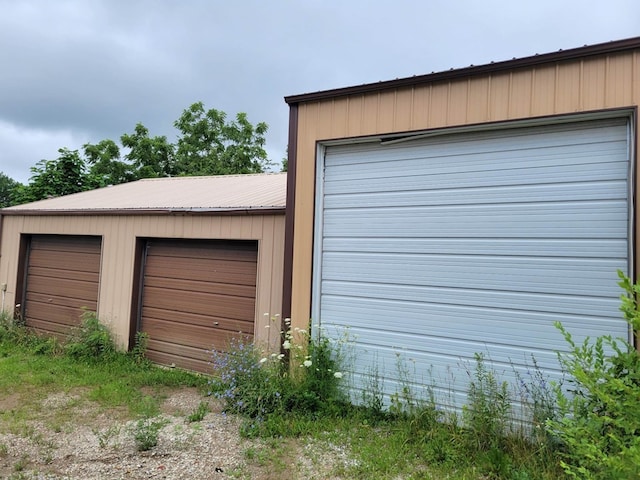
[84,139,134,187]
[121,123,175,179]
[0,172,21,208]
[174,102,270,175]
[14,102,271,203]
[13,148,93,203]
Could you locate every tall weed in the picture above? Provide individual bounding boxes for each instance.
[463,353,511,452]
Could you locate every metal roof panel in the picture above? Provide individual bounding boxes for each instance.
[3,173,287,214]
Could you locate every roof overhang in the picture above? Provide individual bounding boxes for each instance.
[0,207,286,217]
[285,36,640,104]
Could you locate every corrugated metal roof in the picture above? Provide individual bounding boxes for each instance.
[3,173,287,214]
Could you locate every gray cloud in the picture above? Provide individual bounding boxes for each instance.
[1,0,639,182]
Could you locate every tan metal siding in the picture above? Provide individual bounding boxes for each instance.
[509,70,533,118]
[448,80,469,125]
[411,86,431,128]
[289,50,640,333]
[430,83,449,125]
[531,66,556,115]
[0,216,23,313]
[358,95,376,133]
[0,213,285,351]
[395,88,414,131]
[467,77,490,123]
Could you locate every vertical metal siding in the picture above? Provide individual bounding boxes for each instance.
[317,118,630,408]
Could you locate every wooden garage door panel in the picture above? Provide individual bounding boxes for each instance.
[144,257,257,286]
[25,302,86,327]
[24,235,101,336]
[142,307,253,334]
[145,343,212,373]
[148,241,258,261]
[146,333,248,373]
[28,249,101,273]
[144,276,256,298]
[27,266,99,284]
[26,276,99,303]
[139,239,257,373]
[141,317,233,350]
[143,287,255,320]
[26,318,76,339]
[26,291,96,310]
[31,235,102,254]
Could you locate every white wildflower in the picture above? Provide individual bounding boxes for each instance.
[282,340,291,350]
[259,357,268,364]
[303,360,312,368]
[277,354,285,360]
[333,372,343,379]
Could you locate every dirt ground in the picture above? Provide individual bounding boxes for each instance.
[0,388,350,480]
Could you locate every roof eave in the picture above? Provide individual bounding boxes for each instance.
[0,207,286,216]
[285,36,640,104]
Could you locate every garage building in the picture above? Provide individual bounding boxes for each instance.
[0,173,286,372]
[283,37,640,407]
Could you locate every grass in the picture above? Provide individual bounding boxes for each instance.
[0,312,568,479]
[0,315,207,428]
[0,350,204,417]
[235,407,564,480]
[210,325,567,480]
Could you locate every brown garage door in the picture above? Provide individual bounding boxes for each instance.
[139,239,258,373]
[23,235,102,337]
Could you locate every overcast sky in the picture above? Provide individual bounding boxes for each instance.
[1,1,638,183]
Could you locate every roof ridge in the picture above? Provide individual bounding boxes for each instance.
[138,172,286,182]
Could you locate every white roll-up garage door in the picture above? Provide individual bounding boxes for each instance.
[314,117,631,409]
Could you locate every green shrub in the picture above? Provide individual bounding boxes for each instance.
[546,271,640,479]
[64,311,117,361]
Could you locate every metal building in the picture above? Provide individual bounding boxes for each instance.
[0,173,286,372]
[283,37,640,406]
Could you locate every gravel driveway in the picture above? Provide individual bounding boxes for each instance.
[0,388,349,479]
